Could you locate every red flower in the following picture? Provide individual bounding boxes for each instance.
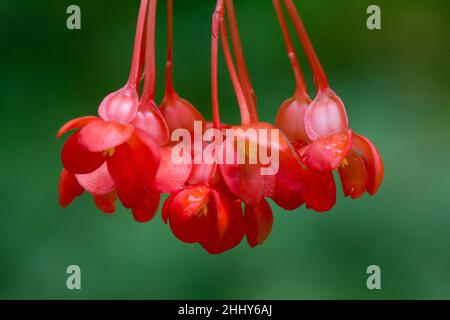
[58,117,160,209]
[163,181,245,254]
[215,1,306,212]
[57,0,162,219]
[273,0,383,204]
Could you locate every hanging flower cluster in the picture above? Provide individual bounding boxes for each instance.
[58,0,384,254]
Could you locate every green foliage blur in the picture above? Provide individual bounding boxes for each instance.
[1,0,450,299]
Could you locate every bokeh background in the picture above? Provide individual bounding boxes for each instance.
[1,0,450,299]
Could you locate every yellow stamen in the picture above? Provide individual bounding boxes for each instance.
[103,148,115,157]
[197,198,209,218]
[341,158,349,168]
[237,140,258,162]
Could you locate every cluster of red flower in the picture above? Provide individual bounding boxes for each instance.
[58,0,384,254]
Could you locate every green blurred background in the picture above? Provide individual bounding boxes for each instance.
[1,0,450,299]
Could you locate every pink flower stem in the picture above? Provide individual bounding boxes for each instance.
[272,0,308,100]
[127,0,149,89]
[165,0,176,99]
[211,0,224,129]
[219,8,252,125]
[224,0,258,122]
[141,0,158,101]
[283,0,329,91]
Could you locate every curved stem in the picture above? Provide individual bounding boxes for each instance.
[219,10,251,125]
[165,0,176,98]
[211,0,224,129]
[225,0,258,122]
[141,0,158,101]
[283,0,329,90]
[127,0,149,88]
[272,0,308,99]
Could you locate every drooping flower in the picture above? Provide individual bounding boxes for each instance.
[162,165,245,254]
[59,119,160,209]
[274,0,383,201]
[57,0,162,221]
[215,1,307,214]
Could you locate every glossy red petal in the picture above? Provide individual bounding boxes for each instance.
[75,163,115,196]
[93,192,117,214]
[98,86,139,124]
[303,169,336,212]
[133,100,170,146]
[127,129,160,190]
[219,123,277,206]
[162,192,178,224]
[57,116,99,138]
[106,144,146,208]
[132,192,161,223]
[271,133,306,210]
[160,95,206,134]
[275,96,310,144]
[58,169,84,207]
[338,150,368,199]
[152,145,191,193]
[304,89,349,141]
[353,133,384,195]
[167,186,212,244]
[188,163,217,186]
[244,198,273,248]
[79,120,134,152]
[220,162,267,206]
[301,130,353,172]
[200,192,245,254]
[61,132,105,174]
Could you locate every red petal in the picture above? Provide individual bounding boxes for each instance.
[218,123,278,206]
[57,116,99,138]
[244,198,273,248]
[127,129,160,190]
[304,88,349,141]
[59,169,84,207]
[338,150,368,199]
[303,169,336,212]
[61,132,105,174]
[75,163,115,196]
[132,192,160,223]
[153,146,192,193]
[107,143,146,208]
[353,133,384,195]
[162,192,177,224]
[133,100,170,146]
[79,120,134,152]
[275,96,310,144]
[301,129,353,171]
[98,86,139,124]
[167,186,212,244]
[271,133,306,210]
[160,95,206,134]
[220,162,268,206]
[200,192,245,254]
[188,163,217,186]
[93,192,117,214]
